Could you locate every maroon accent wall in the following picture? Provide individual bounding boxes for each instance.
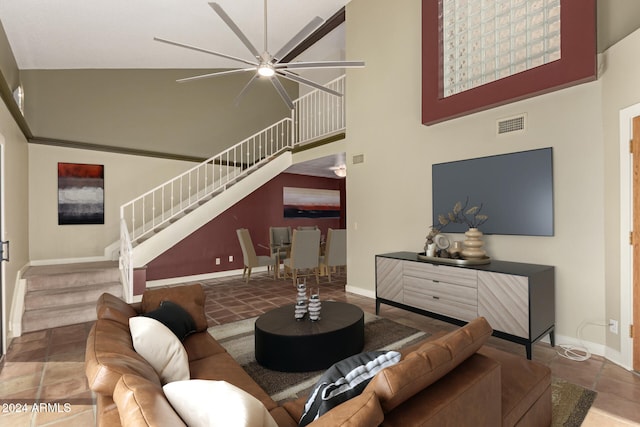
[422,0,597,125]
[145,173,346,281]
[133,267,147,296]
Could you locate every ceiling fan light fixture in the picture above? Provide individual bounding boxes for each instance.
[258,64,275,77]
[333,165,347,177]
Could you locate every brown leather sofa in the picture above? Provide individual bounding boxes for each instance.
[85,284,551,426]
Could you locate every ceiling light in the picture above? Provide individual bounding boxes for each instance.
[333,165,347,177]
[258,64,275,77]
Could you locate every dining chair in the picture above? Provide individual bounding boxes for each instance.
[283,229,321,285]
[269,226,292,258]
[296,225,319,230]
[236,228,276,283]
[319,228,347,282]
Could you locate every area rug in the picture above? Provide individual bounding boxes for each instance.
[208,314,597,425]
[208,311,428,402]
[551,377,597,427]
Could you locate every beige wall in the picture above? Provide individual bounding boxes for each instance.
[0,94,29,352]
[0,21,19,91]
[345,0,613,349]
[28,144,196,261]
[21,69,297,159]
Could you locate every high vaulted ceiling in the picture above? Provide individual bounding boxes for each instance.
[0,0,350,70]
[1,0,639,71]
[1,1,640,179]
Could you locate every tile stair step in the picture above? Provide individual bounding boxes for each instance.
[24,281,122,311]
[22,302,98,333]
[25,262,120,291]
[134,235,150,245]
[197,195,213,205]
[169,212,186,223]
[153,224,169,233]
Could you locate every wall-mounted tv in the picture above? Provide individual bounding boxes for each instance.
[432,148,554,236]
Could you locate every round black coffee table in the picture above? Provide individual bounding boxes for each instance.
[254,301,364,372]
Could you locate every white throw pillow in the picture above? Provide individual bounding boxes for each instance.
[129,316,190,384]
[163,380,278,427]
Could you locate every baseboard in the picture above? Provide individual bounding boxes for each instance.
[103,240,120,261]
[604,347,629,371]
[145,267,254,288]
[150,272,371,297]
[8,275,27,340]
[549,332,607,360]
[345,285,375,299]
[30,255,113,266]
[551,333,635,371]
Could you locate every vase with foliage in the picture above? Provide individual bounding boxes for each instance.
[430,197,489,259]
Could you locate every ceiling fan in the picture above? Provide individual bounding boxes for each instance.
[154,1,365,109]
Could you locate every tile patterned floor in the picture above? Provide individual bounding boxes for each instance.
[1,269,639,426]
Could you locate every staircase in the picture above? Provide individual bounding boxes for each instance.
[119,75,348,302]
[14,76,347,335]
[21,261,122,333]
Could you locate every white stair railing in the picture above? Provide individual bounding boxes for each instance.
[293,76,346,144]
[120,118,293,244]
[119,218,133,302]
[119,75,347,300]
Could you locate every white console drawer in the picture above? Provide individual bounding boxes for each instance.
[404,276,478,321]
[403,261,477,288]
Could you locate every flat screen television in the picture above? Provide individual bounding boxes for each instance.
[432,147,553,236]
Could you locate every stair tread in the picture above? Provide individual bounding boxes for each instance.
[24,262,120,291]
[24,261,119,278]
[21,262,123,327]
[24,277,122,311]
[22,302,98,333]
[23,300,99,316]
[26,281,122,297]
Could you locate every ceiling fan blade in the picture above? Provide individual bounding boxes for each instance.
[234,74,260,106]
[278,60,366,70]
[273,16,324,62]
[177,68,257,83]
[263,0,268,53]
[270,77,295,110]
[209,2,261,60]
[277,71,343,97]
[154,37,258,67]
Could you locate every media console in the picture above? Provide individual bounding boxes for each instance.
[375,252,555,359]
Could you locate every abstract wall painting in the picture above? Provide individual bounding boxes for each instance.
[58,163,105,225]
[283,187,340,219]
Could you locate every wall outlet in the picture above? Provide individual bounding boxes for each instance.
[228,255,234,262]
[609,319,619,334]
[215,258,221,265]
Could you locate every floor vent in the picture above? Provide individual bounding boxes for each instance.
[497,114,526,135]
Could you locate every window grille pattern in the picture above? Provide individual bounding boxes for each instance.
[441,0,561,97]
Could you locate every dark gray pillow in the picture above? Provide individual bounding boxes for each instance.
[298,350,401,427]
[142,300,196,341]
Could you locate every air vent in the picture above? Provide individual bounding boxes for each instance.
[352,154,365,164]
[497,114,526,135]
